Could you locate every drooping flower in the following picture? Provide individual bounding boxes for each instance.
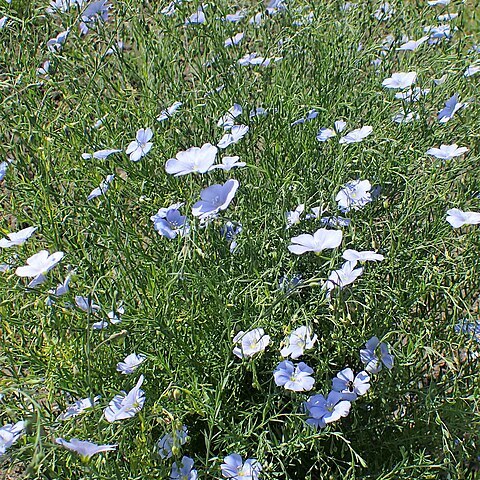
[58,396,100,420]
[0,226,37,248]
[224,32,244,48]
[464,65,480,78]
[221,453,262,480]
[335,179,372,211]
[46,274,73,305]
[342,249,384,263]
[304,390,351,427]
[15,250,64,280]
[446,208,480,228]
[339,126,373,144]
[157,101,182,122]
[75,295,100,313]
[46,0,84,14]
[221,221,242,252]
[0,421,26,456]
[218,125,249,149]
[331,368,370,401]
[56,438,117,459]
[171,456,198,480]
[81,149,121,160]
[394,87,430,102]
[116,353,147,374]
[438,94,464,123]
[151,203,189,239]
[360,336,394,373]
[233,328,270,358]
[396,36,429,51]
[166,143,217,176]
[273,360,315,392]
[47,30,69,52]
[280,326,317,359]
[157,426,188,459]
[192,179,239,220]
[382,72,417,89]
[288,228,342,255]
[209,156,246,172]
[324,261,364,294]
[426,144,468,160]
[185,7,205,25]
[104,375,146,422]
[87,174,115,201]
[291,109,318,126]
[126,128,153,162]
[285,204,305,228]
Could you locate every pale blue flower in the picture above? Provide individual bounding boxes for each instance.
[233,328,270,359]
[0,226,37,248]
[331,368,370,401]
[446,208,480,228]
[382,72,417,89]
[75,295,100,313]
[438,94,464,123]
[291,109,318,126]
[335,179,372,211]
[221,221,242,252]
[58,395,100,420]
[81,149,121,160]
[218,125,249,149]
[87,174,115,201]
[304,390,351,426]
[288,228,342,255]
[56,438,117,459]
[151,203,189,239]
[79,0,110,35]
[0,421,26,456]
[209,156,246,172]
[171,456,198,480]
[426,144,468,160]
[116,353,147,374]
[360,336,394,373]
[274,360,315,392]
[225,32,244,48]
[280,326,317,359]
[338,126,372,144]
[324,261,364,295]
[126,128,153,162]
[157,101,182,122]
[47,30,69,52]
[104,375,145,422]
[221,453,262,480]
[192,179,239,220]
[166,143,217,176]
[15,250,64,278]
[157,426,188,459]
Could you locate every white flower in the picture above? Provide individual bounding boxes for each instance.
[15,250,64,278]
[335,179,372,211]
[428,0,450,5]
[58,396,100,420]
[288,228,343,255]
[426,144,468,160]
[280,326,317,359]
[55,438,117,459]
[324,261,364,294]
[0,226,37,248]
[217,125,249,148]
[116,353,147,374]
[342,249,384,263]
[157,101,182,122]
[233,328,270,358]
[438,94,465,123]
[286,204,305,228]
[104,375,146,422]
[382,71,417,89]
[125,128,153,162]
[165,143,217,176]
[446,209,480,228]
[339,126,373,144]
[0,421,26,456]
